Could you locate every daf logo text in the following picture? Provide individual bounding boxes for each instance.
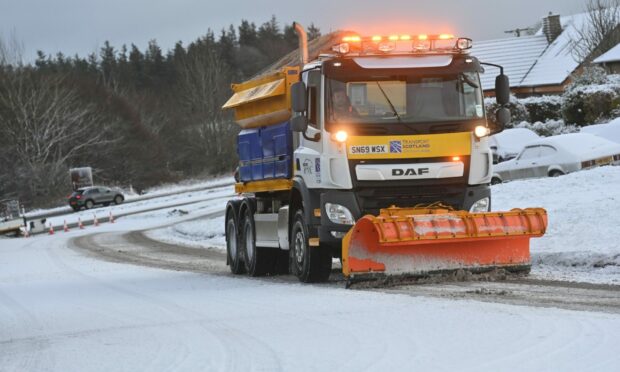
[392,168,430,176]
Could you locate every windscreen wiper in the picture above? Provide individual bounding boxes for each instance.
[461,74,479,88]
[375,82,401,122]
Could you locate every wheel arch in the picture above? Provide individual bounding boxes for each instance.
[547,165,565,176]
[291,177,317,223]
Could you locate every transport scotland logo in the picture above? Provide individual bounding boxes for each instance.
[390,140,402,153]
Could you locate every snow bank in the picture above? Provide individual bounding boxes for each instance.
[493,166,620,284]
[145,215,226,250]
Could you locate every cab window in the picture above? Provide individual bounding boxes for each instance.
[304,70,322,129]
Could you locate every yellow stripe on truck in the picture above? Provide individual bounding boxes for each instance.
[347,132,471,159]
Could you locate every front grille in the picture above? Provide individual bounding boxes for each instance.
[355,185,465,215]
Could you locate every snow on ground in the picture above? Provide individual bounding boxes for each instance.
[134,175,234,197]
[24,176,234,218]
[493,166,620,284]
[1,209,620,371]
[40,185,233,229]
[145,215,226,250]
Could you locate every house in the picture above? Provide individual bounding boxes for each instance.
[593,42,620,73]
[472,13,589,97]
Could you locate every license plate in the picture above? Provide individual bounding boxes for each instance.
[596,156,613,165]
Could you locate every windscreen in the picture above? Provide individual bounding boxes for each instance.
[326,72,484,126]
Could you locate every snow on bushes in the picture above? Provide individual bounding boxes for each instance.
[519,95,563,123]
[484,95,529,128]
[513,119,579,137]
[561,68,620,126]
[483,69,620,133]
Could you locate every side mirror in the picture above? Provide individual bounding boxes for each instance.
[291,115,308,133]
[496,107,510,129]
[291,81,307,113]
[495,74,510,105]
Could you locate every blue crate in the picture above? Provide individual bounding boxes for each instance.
[237,121,293,182]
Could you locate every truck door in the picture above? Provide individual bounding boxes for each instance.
[295,69,324,187]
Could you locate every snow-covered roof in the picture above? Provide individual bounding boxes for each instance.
[593,43,620,64]
[473,13,588,90]
[473,35,549,90]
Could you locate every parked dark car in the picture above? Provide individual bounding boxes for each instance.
[68,186,124,211]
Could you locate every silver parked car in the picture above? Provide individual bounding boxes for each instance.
[489,128,540,164]
[68,186,124,211]
[492,133,620,184]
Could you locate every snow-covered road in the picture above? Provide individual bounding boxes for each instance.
[2,202,620,371]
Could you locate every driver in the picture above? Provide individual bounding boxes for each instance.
[331,87,359,120]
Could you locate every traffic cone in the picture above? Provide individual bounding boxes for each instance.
[63,220,70,232]
[109,211,115,223]
[48,223,54,235]
[78,218,85,229]
[93,214,99,227]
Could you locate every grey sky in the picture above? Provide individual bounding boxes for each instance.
[1,0,587,62]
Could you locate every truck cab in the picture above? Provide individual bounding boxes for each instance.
[289,34,509,248]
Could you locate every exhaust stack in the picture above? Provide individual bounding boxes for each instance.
[293,22,309,65]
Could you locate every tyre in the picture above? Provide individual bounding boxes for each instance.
[85,200,94,209]
[240,211,275,276]
[290,209,332,283]
[549,170,564,177]
[226,212,245,275]
[491,177,502,185]
[114,195,124,205]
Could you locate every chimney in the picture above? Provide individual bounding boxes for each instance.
[542,12,562,43]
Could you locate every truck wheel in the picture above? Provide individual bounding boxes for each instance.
[226,213,245,274]
[240,211,274,276]
[85,200,94,209]
[290,209,332,283]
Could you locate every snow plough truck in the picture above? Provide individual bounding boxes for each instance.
[222,23,547,285]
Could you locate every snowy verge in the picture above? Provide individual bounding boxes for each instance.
[144,215,226,250]
[493,166,620,284]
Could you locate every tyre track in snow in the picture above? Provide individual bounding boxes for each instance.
[71,214,620,315]
[0,238,55,372]
[59,227,284,371]
[68,209,289,371]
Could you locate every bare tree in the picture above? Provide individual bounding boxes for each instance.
[571,0,620,61]
[175,48,238,172]
[0,71,111,202]
[0,30,24,67]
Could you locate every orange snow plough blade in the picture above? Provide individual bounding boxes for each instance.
[342,207,547,283]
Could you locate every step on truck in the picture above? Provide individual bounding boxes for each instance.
[222,24,547,285]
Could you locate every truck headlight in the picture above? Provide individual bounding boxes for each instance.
[469,197,490,213]
[325,203,355,225]
[474,125,490,138]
